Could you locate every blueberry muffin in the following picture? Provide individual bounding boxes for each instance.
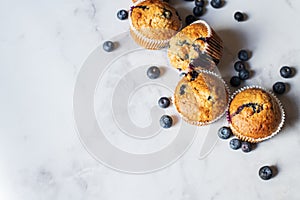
[174,70,229,126]
[129,0,182,49]
[227,86,285,143]
[168,20,223,72]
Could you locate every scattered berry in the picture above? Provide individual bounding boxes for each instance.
[210,0,223,9]
[185,15,197,25]
[117,9,128,20]
[234,11,245,22]
[238,69,250,80]
[160,115,173,128]
[273,82,286,94]
[218,126,232,139]
[241,141,252,153]
[230,76,241,87]
[259,166,273,180]
[193,6,204,16]
[238,49,250,61]
[158,97,170,109]
[234,61,246,72]
[195,0,205,7]
[147,66,160,79]
[229,138,241,150]
[102,41,115,52]
[280,66,293,78]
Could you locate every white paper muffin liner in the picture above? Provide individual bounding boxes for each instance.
[173,69,230,126]
[190,20,223,64]
[226,85,285,143]
[129,27,172,50]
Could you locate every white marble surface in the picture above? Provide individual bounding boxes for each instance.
[1,0,300,199]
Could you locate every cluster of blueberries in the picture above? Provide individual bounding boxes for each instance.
[218,126,274,180]
[184,0,246,25]
[230,49,251,87]
[217,126,252,152]
[229,49,294,95]
[185,0,224,25]
[272,66,293,94]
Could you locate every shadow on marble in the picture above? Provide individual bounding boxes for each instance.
[279,91,299,128]
[216,28,248,74]
[270,165,279,178]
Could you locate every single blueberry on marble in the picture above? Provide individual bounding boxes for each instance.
[158,97,170,109]
[280,66,293,78]
[160,115,173,128]
[218,126,232,139]
[241,141,252,153]
[210,0,223,9]
[117,9,128,20]
[193,6,204,17]
[195,0,205,7]
[238,69,250,80]
[259,166,273,180]
[273,82,286,94]
[230,76,241,87]
[185,15,197,25]
[238,49,250,61]
[234,11,245,22]
[147,66,160,79]
[229,138,241,150]
[234,61,246,72]
[103,41,115,52]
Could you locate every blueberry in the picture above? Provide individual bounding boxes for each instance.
[238,69,250,80]
[147,66,160,79]
[185,15,197,25]
[102,41,115,52]
[259,166,273,180]
[230,76,241,87]
[234,61,246,72]
[238,49,250,61]
[210,0,223,9]
[190,70,199,80]
[117,9,128,20]
[280,66,293,78]
[160,115,173,128]
[272,82,286,94]
[218,126,232,139]
[195,0,205,7]
[229,138,241,150]
[179,84,186,95]
[234,11,245,22]
[158,97,170,109]
[193,6,204,16]
[163,10,172,19]
[241,141,252,153]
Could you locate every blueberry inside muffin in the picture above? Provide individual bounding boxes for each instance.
[174,70,228,125]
